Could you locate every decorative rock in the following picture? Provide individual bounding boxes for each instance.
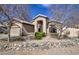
[16,47,20,50]
[14,44,17,46]
[0,37,79,51]
[31,43,39,48]
[18,45,22,47]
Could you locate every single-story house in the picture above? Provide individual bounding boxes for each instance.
[10,14,79,38]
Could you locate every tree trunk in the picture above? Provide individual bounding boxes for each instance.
[58,25,62,39]
[7,22,12,42]
[3,10,12,42]
[7,26,11,42]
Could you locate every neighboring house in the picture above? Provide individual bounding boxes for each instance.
[10,14,79,38]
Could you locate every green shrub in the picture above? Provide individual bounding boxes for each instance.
[42,32,46,37]
[35,32,46,40]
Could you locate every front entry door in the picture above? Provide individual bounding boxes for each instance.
[37,21,43,32]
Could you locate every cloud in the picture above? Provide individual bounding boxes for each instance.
[42,4,51,7]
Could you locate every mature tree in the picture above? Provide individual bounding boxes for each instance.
[49,4,79,39]
[12,4,32,35]
[13,4,31,21]
[0,4,31,42]
[0,4,12,42]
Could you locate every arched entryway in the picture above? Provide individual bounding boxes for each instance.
[34,16,47,33]
[37,20,43,32]
[48,25,58,38]
[49,25,57,33]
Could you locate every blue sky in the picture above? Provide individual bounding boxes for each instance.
[0,4,79,22]
[27,4,79,21]
[28,4,52,19]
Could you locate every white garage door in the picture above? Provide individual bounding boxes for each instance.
[10,26,21,37]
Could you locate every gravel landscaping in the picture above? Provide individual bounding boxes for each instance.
[0,36,79,55]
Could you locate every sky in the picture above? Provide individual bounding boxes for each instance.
[0,4,52,21]
[27,4,79,20]
[28,4,52,19]
[0,4,79,22]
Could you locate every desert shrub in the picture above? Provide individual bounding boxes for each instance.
[35,32,46,40]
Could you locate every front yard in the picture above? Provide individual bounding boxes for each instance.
[0,36,79,55]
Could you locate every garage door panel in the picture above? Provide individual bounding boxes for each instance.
[10,27,20,37]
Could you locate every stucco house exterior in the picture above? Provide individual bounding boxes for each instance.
[32,14,62,36]
[10,18,34,37]
[10,14,79,38]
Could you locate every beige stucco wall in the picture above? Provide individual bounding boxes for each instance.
[47,21,62,35]
[10,22,22,37]
[32,17,48,33]
[10,21,34,36]
[10,18,79,38]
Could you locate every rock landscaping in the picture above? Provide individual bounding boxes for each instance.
[0,38,79,52]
